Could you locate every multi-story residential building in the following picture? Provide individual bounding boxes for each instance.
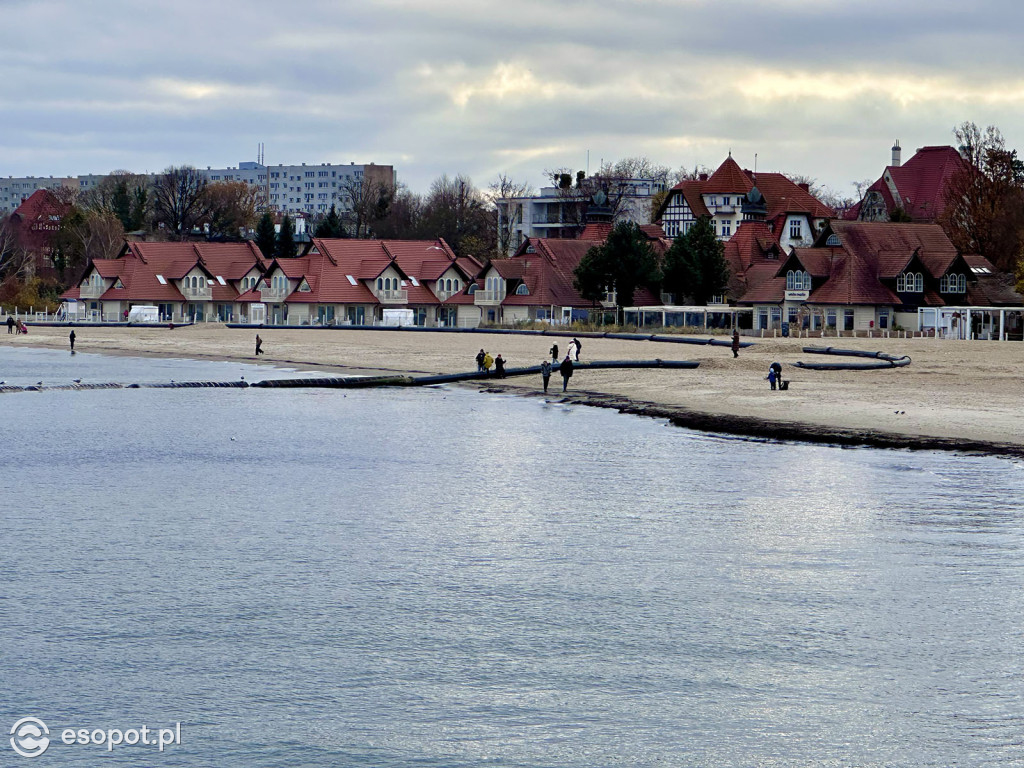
[655,155,835,251]
[0,176,77,214]
[495,176,667,256]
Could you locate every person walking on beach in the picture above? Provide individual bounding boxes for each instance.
[767,366,777,390]
[540,360,552,393]
[559,354,574,392]
[549,342,559,362]
[494,354,506,378]
[731,329,740,358]
[255,334,264,356]
[571,337,582,361]
[6,316,13,334]
[476,349,486,372]
[69,329,76,352]
[482,351,493,374]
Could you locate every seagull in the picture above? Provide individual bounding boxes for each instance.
[230,437,237,441]
[73,378,81,384]
[37,381,42,386]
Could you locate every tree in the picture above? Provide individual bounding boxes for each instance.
[662,216,730,305]
[313,204,347,238]
[0,215,32,280]
[489,173,535,256]
[254,212,276,258]
[50,208,124,278]
[274,215,296,259]
[372,184,425,240]
[152,165,209,240]
[573,221,661,309]
[203,181,259,240]
[420,174,495,258]
[940,121,1024,271]
[338,174,395,238]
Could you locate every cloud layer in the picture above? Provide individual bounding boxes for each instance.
[3,0,1024,198]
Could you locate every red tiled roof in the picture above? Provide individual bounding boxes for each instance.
[703,156,752,195]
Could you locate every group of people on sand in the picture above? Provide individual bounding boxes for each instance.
[474,344,576,392]
[6,316,28,335]
[474,349,506,377]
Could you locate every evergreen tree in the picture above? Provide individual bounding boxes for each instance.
[573,221,661,308]
[314,204,346,238]
[662,216,729,304]
[274,214,296,259]
[255,213,276,258]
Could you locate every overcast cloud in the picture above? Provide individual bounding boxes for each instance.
[3,0,1024,198]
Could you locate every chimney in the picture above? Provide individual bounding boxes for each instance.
[891,140,901,167]
[798,182,810,192]
[698,172,708,181]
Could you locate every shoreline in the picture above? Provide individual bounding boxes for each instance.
[5,324,1024,459]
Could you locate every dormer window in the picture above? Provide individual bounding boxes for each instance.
[515,284,529,295]
[826,234,841,246]
[896,272,924,292]
[940,273,967,293]
[786,270,812,291]
[789,220,803,240]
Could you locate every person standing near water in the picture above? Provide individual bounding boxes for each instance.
[476,349,486,371]
[255,334,264,356]
[69,329,76,352]
[6,316,13,334]
[559,354,574,392]
[494,354,506,378]
[540,360,552,393]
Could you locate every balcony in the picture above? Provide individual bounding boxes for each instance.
[181,286,212,300]
[474,290,504,305]
[375,289,408,304]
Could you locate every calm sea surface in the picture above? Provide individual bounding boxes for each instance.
[2,348,1023,767]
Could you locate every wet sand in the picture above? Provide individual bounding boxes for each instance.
[5,324,1024,457]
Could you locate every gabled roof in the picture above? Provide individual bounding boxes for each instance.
[846,145,967,222]
[702,155,752,195]
[824,220,958,274]
[655,159,835,221]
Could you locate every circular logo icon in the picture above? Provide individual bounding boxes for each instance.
[10,718,50,758]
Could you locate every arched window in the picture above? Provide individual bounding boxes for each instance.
[786,270,811,291]
[467,284,477,294]
[199,276,206,289]
[453,279,460,291]
[376,277,383,291]
[516,284,529,295]
[914,272,924,292]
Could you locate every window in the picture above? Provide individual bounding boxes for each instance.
[826,233,841,246]
[897,272,924,292]
[721,220,731,237]
[516,284,529,295]
[940,273,967,293]
[664,221,680,238]
[786,270,811,291]
[789,219,802,239]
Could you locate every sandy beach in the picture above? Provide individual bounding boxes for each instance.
[5,323,1023,456]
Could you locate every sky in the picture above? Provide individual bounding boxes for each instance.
[3,0,1024,200]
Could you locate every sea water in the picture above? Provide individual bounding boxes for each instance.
[2,348,1022,767]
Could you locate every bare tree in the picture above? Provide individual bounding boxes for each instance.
[152,166,209,240]
[51,209,124,277]
[421,174,495,257]
[0,215,33,280]
[488,173,535,256]
[338,173,395,238]
[940,122,1024,270]
[372,183,425,240]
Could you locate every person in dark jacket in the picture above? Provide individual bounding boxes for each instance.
[549,342,559,362]
[559,354,574,392]
[731,329,740,358]
[571,337,582,361]
[540,360,552,392]
[475,349,486,371]
[255,334,264,356]
[69,329,76,351]
[494,354,506,378]
[6,316,14,334]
